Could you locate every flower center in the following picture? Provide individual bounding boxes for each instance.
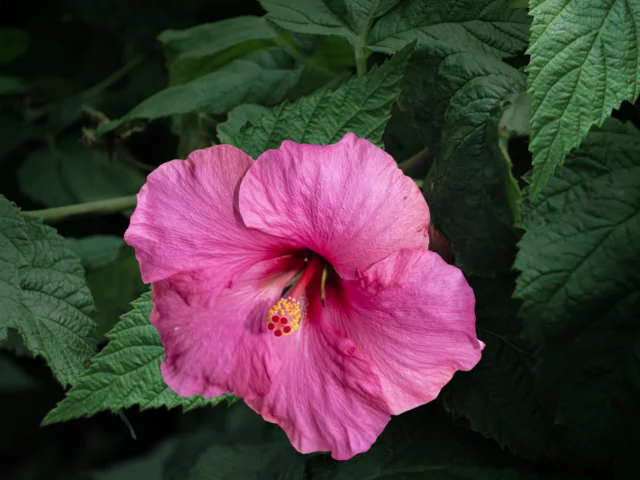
[266,255,324,337]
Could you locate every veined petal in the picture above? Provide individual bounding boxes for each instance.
[125,145,284,298]
[152,255,303,400]
[238,133,430,278]
[339,248,483,415]
[247,280,390,460]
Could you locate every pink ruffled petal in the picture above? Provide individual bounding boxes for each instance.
[238,133,430,278]
[246,287,390,460]
[126,145,284,297]
[340,248,483,415]
[152,255,303,399]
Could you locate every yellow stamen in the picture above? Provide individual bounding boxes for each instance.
[266,296,304,337]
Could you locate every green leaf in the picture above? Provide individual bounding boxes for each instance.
[261,0,400,47]
[527,0,640,198]
[43,292,230,425]
[368,0,530,57]
[515,119,640,463]
[98,49,302,136]
[423,53,525,275]
[86,246,147,341]
[1,196,97,385]
[66,235,126,269]
[17,139,146,208]
[0,197,32,340]
[159,16,280,84]
[233,43,412,157]
[159,16,279,62]
[511,0,529,7]
[442,276,557,460]
[16,216,97,386]
[217,104,269,144]
[515,118,640,343]
[0,28,30,65]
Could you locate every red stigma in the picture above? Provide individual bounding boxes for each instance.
[283,326,291,334]
[267,323,275,330]
[272,316,280,323]
[281,318,288,325]
[274,330,283,337]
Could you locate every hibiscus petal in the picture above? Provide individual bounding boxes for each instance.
[246,284,390,461]
[238,132,430,278]
[340,248,483,415]
[152,255,303,399]
[126,145,283,295]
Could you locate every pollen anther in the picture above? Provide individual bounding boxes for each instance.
[266,296,303,337]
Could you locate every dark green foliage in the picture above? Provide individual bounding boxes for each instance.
[1,0,639,479]
[233,44,412,157]
[515,119,640,465]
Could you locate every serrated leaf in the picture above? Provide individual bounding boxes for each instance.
[403,47,526,155]
[368,0,530,57]
[0,28,30,65]
[43,292,230,425]
[16,217,97,386]
[424,53,525,275]
[516,118,640,342]
[261,0,400,48]
[527,0,640,198]
[233,44,412,157]
[515,119,640,463]
[1,196,97,385]
[0,197,32,339]
[98,49,302,136]
[66,235,126,269]
[442,276,556,460]
[217,104,269,144]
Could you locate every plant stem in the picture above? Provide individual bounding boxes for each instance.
[398,148,434,176]
[23,195,138,224]
[355,45,368,76]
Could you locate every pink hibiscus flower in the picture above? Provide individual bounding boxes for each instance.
[125,132,483,460]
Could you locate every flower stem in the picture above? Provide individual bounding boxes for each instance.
[22,195,138,224]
